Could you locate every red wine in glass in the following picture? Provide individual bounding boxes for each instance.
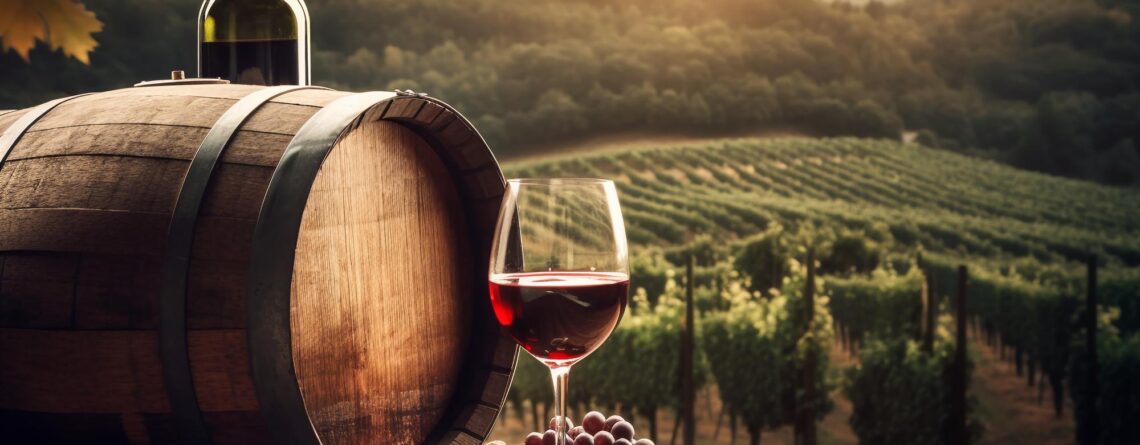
[488,178,628,445]
[489,271,629,363]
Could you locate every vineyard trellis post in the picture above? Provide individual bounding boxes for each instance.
[794,247,818,445]
[1077,256,1100,445]
[681,255,696,445]
[948,265,968,445]
[1028,353,1037,389]
[922,266,935,354]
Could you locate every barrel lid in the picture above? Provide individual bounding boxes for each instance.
[134,78,230,88]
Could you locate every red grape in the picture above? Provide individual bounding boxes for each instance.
[582,411,606,434]
[610,421,634,440]
[529,411,650,445]
[550,416,575,431]
[604,415,624,431]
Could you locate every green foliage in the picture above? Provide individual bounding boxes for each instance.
[1095,334,1140,444]
[531,269,712,439]
[498,140,1139,441]
[828,266,925,345]
[590,283,710,417]
[702,258,834,442]
[1015,91,1102,178]
[630,251,673,308]
[702,300,788,435]
[507,138,1140,268]
[819,231,882,276]
[1069,309,1140,444]
[663,234,733,268]
[1101,268,1140,335]
[923,254,1083,417]
[843,338,984,445]
[733,227,793,294]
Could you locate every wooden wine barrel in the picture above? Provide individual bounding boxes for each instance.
[0,81,516,445]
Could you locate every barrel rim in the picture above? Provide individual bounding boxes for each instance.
[246,90,517,445]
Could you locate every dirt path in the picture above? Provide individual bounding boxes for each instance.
[969,338,1075,445]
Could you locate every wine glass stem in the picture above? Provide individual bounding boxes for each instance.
[550,364,570,445]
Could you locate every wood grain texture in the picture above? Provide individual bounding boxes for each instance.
[0,85,511,444]
[414,102,447,128]
[0,328,261,413]
[290,120,472,445]
[186,259,249,329]
[10,124,299,167]
[450,403,499,436]
[0,209,169,255]
[30,95,237,131]
[99,84,345,108]
[0,155,188,213]
[0,328,170,413]
[187,330,259,411]
[11,123,208,162]
[438,430,482,445]
[74,254,162,329]
[0,252,79,329]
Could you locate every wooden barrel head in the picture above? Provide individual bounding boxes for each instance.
[290,120,471,444]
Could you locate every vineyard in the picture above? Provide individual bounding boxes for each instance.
[488,137,1140,444]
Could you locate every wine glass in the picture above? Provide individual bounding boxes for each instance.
[489,178,629,445]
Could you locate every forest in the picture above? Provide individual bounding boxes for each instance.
[1,0,1139,186]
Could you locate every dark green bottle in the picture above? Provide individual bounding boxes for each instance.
[197,0,310,85]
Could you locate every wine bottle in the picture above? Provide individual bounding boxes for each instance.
[197,0,310,86]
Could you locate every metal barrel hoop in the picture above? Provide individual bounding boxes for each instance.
[246,91,396,445]
[159,85,328,445]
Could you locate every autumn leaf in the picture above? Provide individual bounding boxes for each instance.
[0,0,45,61]
[0,0,103,64]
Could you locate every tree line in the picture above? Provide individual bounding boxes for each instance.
[2,0,1139,185]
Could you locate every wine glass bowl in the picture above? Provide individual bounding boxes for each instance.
[488,178,629,444]
[488,270,629,363]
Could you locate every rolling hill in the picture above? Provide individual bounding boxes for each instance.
[492,136,1140,445]
[503,137,1140,268]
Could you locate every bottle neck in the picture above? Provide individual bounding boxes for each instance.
[196,0,310,85]
[199,0,300,42]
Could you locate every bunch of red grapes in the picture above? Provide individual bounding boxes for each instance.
[522,411,654,445]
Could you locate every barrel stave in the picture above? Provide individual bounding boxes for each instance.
[0,85,513,445]
[0,252,80,329]
[0,155,188,213]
